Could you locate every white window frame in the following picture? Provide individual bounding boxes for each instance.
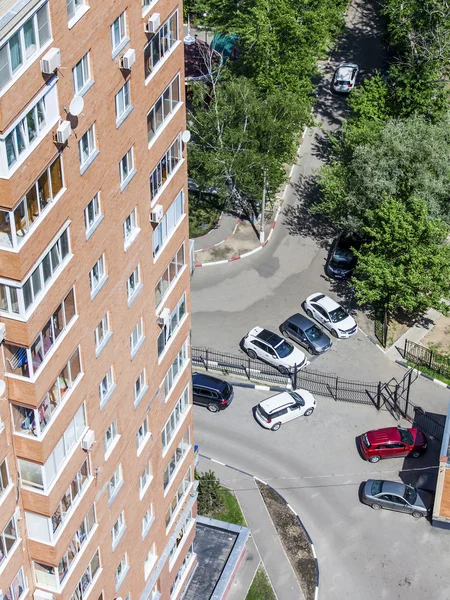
[0,514,20,567]
[123,207,139,249]
[147,74,180,145]
[3,566,27,600]
[90,253,107,298]
[139,463,152,499]
[163,427,190,493]
[155,243,185,310]
[70,549,101,600]
[130,317,144,357]
[144,543,157,580]
[72,52,91,96]
[157,293,187,359]
[126,265,141,304]
[136,417,150,454]
[66,0,89,26]
[0,458,10,501]
[111,11,127,53]
[152,190,184,259]
[95,313,111,355]
[84,192,102,237]
[162,386,190,453]
[149,135,182,203]
[108,464,123,504]
[111,512,125,549]
[142,504,154,539]
[164,339,189,400]
[144,12,178,80]
[115,80,131,125]
[104,418,119,457]
[115,553,129,589]
[119,147,135,189]
[99,366,115,407]
[134,369,147,407]
[78,124,97,172]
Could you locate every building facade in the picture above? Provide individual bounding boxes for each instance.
[0,0,196,598]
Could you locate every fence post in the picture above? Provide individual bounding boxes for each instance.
[247,356,251,380]
[404,338,407,359]
[335,376,338,401]
[405,369,412,418]
[205,348,209,371]
[376,382,381,410]
[429,348,433,370]
[293,365,297,390]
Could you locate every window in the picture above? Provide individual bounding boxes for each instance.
[3,567,26,600]
[108,465,123,502]
[127,265,141,302]
[66,0,87,23]
[78,124,96,170]
[90,254,106,297]
[99,366,114,406]
[147,75,180,143]
[70,549,100,600]
[120,147,135,187]
[170,543,194,596]
[0,4,51,92]
[95,313,111,352]
[72,52,91,95]
[0,516,18,566]
[83,193,101,238]
[104,419,118,455]
[115,554,128,588]
[150,136,182,201]
[34,505,96,589]
[163,428,190,491]
[142,505,154,538]
[136,417,149,452]
[130,318,144,356]
[111,512,125,547]
[0,154,64,249]
[142,0,155,14]
[134,370,147,406]
[165,467,192,528]
[157,293,186,357]
[0,458,10,498]
[139,463,152,497]
[162,386,190,451]
[4,287,76,378]
[152,190,184,258]
[155,244,185,309]
[115,81,131,123]
[12,347,82,437]
[123,207,139,248]
[163,340,189,399]
[18,404,86,492]
[144,12,178,79]
[111,12,127,52]
[144,543,157,579]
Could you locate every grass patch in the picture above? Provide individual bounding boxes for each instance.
[406,361,450,386]
[246,564,276,600]
[213,488,247,527]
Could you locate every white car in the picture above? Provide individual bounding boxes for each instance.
[332,62,358,93]
[303,293,357,339]
[255,390,316,431]
[243,326,308,373]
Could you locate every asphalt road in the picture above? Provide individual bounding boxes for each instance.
[194,386,450,600]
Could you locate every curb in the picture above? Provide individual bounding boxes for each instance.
[395,360,450,390]
[194,217,241,253]
[193,210,224,239]
[199,453,319,600]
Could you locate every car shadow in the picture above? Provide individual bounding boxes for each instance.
[357,480,366,503]
[354,435,366,461]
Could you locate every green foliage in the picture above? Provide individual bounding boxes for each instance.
[213,487,247,526]
[188,192,223,238]
[352,197,450,315]
[195,470,225,515]
[246,565,276,600]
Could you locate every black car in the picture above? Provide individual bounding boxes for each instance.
[192,373,234,412]
[280,313,332,355]
[326,234,360,279]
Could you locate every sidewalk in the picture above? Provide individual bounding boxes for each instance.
[193,213,240,252]
[198,457,304,600]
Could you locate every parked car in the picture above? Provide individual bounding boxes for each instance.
[243,327,308,373]
[332,62,359,93]
[280,313,332,355]
[255,390,316,431]
[192,372,234,412]
[326,234,360,279]
[303,293,357,338]
[359,426,427,463]
[361,479,432,518]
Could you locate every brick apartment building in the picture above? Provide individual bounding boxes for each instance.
[0,0,196,598]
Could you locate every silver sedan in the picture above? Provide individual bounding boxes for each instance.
[362,480,432,518]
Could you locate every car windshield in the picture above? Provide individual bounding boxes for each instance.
[398,428,414,445]
[329,306,348,323]
[288,391,304,405]
[276,340,294,358]
[305,325,323,341]
[371,480,383,495]
[404,486,417,505]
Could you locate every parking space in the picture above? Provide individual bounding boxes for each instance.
[193,383,450,600]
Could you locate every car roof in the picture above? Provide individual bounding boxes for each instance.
[309,294,340,311]
[381,480,407,496]
[366,427,402,444]
[256,328,284,347]
[285,313,315,329]
[192,372,228,391]
[259,392,295,413]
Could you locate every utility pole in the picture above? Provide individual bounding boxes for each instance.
[259,168,267,243]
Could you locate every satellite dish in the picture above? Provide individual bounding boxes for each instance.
[182,130,191,143]
[69,95,84,116]
[0,380,5,396]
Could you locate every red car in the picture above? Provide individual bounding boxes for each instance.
[360,426,427,463]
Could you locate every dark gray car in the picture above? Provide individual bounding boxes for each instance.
[280,313,332,355]
[362,480,432,518]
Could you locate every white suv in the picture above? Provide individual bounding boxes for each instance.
[255,391,316,431]
[243,326,308,373]
[303,293,357,339]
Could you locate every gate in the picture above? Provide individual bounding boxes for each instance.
[375,368,418,421]
[374,306,388,348]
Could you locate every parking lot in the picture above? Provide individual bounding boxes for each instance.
[193,383,450,600]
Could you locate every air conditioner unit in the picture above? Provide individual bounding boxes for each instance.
[121,48,136,70]
[34,591,56,600]
[56,121,71,144]
[81,429,95,451]
[157,308,171,326]
[150,204,163,223]
[145,13,160,33]
[40,48,61,74]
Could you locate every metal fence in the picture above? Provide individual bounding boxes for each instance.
[412,406,446,442]
[403,339,450,380]
[191,346,378,405]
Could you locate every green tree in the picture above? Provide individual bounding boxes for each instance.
[352,197,450,315]
[195,470,225,515]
